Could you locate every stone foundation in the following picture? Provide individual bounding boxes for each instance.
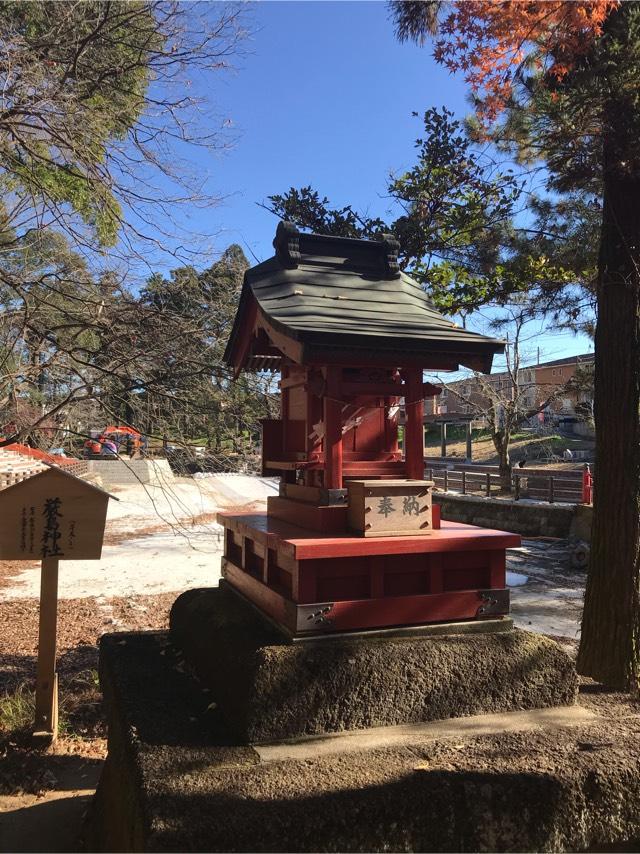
[85,630,640,852]
[169,584,576,743]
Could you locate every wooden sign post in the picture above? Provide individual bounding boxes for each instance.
[34,557,60,741]
[0,466,114,745]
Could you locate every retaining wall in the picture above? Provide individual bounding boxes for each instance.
[85,458,174,487]
[434,492,579,539]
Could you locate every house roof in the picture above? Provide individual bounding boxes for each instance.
[224,223,505,373]
[531,353,594,369]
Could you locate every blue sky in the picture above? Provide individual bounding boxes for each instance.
[157,1,594,368]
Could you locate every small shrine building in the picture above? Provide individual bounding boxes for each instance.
[219,222,519,636]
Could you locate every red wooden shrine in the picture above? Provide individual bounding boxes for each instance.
[218,223,520,636]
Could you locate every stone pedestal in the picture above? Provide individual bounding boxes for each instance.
[169,583,576,744]
[85,625,640,853]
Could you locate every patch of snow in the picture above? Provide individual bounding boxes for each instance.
[506,571,528,587]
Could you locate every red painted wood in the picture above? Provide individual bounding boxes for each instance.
[370,556,385,599]
[281,421,307,454]
[217,512,521,560]
[327,590,499,631]
[280,362,290,458]
[256,315,304,364]
[220,513,515,626]
[267,496,348,533]
[430,553,444,594]
[341,450,397,460]
[307,351,460,370]
[261,420,283,475]
[229,296,257,377]
[224,559,508,634]
[342,461,406,475]
[432,504,441,530]
[223,559,297,626]
[403,368,425,480]
[351,406,385,454]
[264,548,276,585]
[582,466,593,504]
[340,381,406,397]
[262,457,408,475]
[294,561,316,602]
[293,552,494,603]
[306,370,323,466]
[286,526,520,561]
[324,366,343,489]
[489,550,506,589]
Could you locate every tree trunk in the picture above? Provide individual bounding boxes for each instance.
[493,432,512,492]
[498,455,511,493]
[577,74,640,688]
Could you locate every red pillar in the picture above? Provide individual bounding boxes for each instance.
[582,463,593,504]
[324,367,343,489]
[404,368,424,480]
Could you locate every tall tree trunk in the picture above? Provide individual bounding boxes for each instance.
[577,79,640,687]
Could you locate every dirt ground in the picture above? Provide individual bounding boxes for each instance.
[0,591,181,852]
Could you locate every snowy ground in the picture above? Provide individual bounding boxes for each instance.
[0,474,278,600]
[0,474,584,639]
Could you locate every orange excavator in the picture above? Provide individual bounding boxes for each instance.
[84,425,146,456]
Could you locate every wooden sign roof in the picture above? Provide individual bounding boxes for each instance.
[225,222,505,375]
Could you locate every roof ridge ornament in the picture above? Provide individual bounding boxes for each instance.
[378,233,401,279]
[273,221,301,269]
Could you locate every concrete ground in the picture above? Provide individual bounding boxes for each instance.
[508,539,583,641]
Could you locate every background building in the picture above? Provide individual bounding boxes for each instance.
[433,353,594,429]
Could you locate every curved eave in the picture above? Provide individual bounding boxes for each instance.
[223,280,256,369]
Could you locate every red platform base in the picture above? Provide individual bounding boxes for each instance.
[217,512,520,636]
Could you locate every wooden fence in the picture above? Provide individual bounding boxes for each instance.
[424,463,591,504]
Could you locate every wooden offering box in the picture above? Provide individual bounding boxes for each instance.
[347,479,433,537]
